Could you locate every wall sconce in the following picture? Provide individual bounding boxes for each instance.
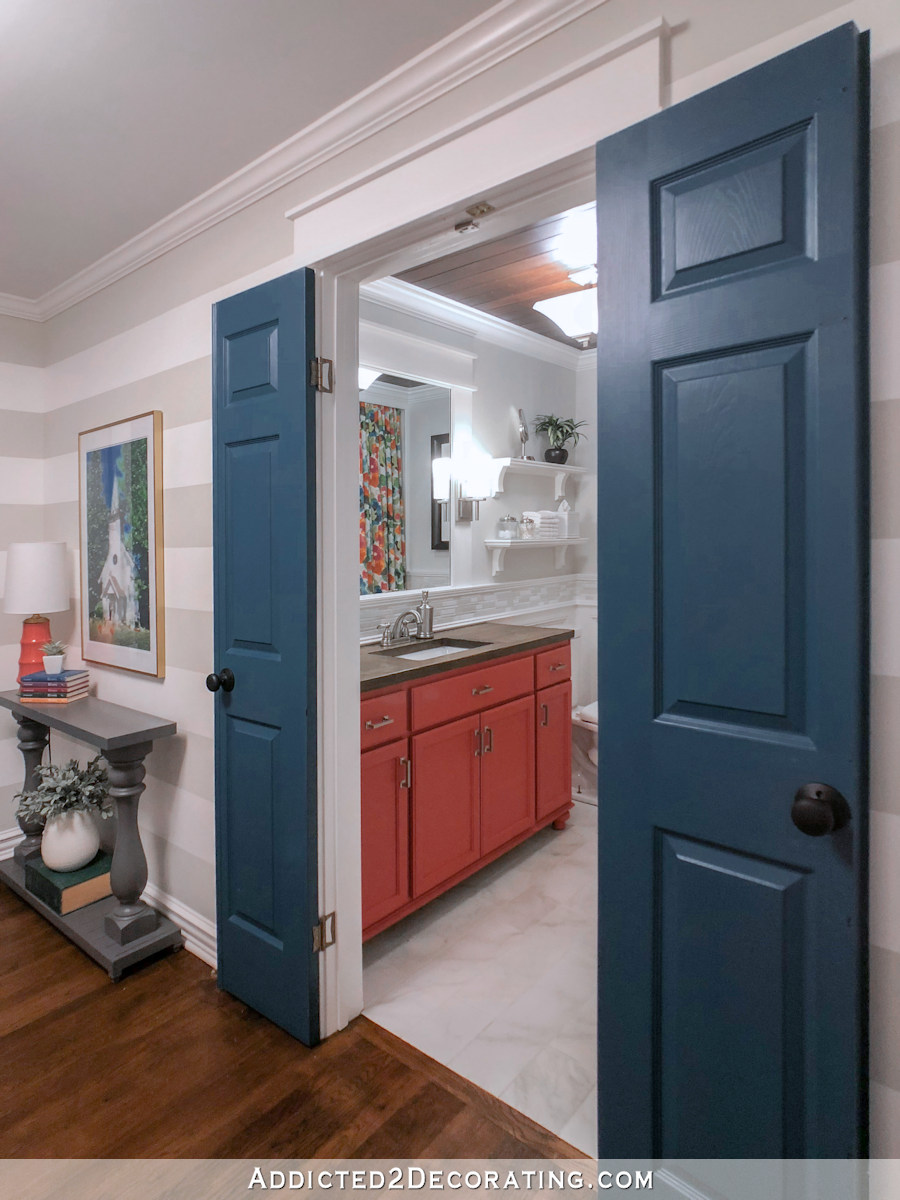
[430,455,494,522]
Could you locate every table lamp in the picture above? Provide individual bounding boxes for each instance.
[3,542,70,682]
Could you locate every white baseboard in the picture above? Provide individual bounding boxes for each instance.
[140,882,218,968]
[0,824,218,969]
[0,825,22,860]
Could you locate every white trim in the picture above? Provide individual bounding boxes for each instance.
[0,828,217,968]
[0,0,614,322]
[0,826,22,861]
[359,317,477,390]
[0,293,43,322]
[363,278,583,370]
[142,880,217,968]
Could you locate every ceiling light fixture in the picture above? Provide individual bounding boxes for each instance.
[552,207,597,272]
[533,289,598,340]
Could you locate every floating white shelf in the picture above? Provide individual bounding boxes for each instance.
[492,457,588,501]
[484,536,588,575]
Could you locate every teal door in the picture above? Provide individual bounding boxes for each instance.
[596,25,868,1156]
[211,269,319,1044]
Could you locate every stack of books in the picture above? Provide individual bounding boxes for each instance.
[19,668,90,704]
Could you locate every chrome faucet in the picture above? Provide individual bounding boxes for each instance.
[382,591,435,646]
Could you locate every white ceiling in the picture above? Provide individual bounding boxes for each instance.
[0,0,498,301]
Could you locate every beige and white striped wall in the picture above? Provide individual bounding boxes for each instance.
[0,0,899,1152]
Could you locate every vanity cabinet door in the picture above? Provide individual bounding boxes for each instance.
[361,738,410,930]
[536,680,572,820]
[411,714,481,896]
[480,694,536,855]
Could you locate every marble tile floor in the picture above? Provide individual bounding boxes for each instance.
[363,799,598,1157]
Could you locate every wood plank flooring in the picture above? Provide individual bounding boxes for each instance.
[0,884,580,1158]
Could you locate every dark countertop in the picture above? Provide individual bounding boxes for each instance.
[0,692,177,751]
[361,621,573,693]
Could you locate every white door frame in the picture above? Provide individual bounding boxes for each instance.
[309,28,667,1038]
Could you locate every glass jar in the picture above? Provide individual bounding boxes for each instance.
[496,514,520,540]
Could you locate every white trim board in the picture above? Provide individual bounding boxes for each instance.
[0,0,614,323]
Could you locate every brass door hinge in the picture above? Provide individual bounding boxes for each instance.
[313,912,336,952]
[309,357,334,393]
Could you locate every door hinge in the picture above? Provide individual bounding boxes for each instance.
[313,912,337,952]
[310,357,334,393]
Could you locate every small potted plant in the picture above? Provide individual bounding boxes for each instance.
[533,415,588,464]
[42,639,67,675]
[15,756,112,872]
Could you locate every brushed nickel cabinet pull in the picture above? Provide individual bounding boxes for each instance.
[549,662,566,672]
[541,704,549,727]
[483,726,493,754]
[472,684,494,696]
[399,757,412,789]
[365,715,394,730]
[474,729,482,757]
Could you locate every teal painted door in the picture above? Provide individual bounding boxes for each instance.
[596,25,868,1156]
[211,268,319,1044]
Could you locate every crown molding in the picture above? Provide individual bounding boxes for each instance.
[2,0,614,323]
[0,293,43,322]
[362,277,584,371]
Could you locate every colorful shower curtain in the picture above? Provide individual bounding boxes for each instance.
[360,401,406,593]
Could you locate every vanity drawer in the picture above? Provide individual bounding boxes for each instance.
[361,691,408,750]
[411,656,533,730]
[535,642,571,689]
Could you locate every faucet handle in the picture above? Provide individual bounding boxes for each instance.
[376,621,391,647]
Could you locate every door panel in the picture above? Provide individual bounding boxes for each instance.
[596,25,867,1157]
[212,268,319,1045]
[481,695,536,854]
[412,714,481,895]
[536,681,572,820]
[361,739,410,930]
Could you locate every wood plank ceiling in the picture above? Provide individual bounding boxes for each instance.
[395,205,596,351]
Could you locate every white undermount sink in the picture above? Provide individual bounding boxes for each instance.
[375,636,489,662]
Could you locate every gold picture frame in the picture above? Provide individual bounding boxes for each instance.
[78,411,165,678]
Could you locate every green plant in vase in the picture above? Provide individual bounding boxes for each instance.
[16,756,112,872]
[41,639,67,675]
[533,415,588,464]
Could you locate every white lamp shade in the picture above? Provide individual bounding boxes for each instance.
[3,542,70,615]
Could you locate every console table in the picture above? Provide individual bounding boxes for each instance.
[0,692,183,980]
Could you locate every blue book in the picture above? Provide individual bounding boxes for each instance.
[20,669,89,684]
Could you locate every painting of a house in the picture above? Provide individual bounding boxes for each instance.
[79,412,164,676]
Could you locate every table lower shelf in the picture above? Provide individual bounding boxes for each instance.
[0,856,184,981]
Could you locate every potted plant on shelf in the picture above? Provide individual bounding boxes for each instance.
[533,415,588,464]
[41,639,66,674]
[15,756,112,872]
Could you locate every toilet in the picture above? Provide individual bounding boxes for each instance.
[571,700,599,804]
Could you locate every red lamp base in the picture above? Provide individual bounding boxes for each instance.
[17,615,51,684]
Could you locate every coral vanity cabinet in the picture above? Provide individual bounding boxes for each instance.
[360,631,573,940]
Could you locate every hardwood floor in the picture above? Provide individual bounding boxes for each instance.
[0,884,580,1158]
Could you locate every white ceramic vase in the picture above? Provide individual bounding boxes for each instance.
[42,654,64,674]
[41,810,100,872]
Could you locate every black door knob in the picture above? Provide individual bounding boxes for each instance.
[791,783,851,837]
[206,668,235,693]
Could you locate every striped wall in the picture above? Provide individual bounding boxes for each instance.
[0,0,897,1154]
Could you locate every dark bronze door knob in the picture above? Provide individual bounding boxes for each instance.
[791,783,851,837]
[206,668,235,693]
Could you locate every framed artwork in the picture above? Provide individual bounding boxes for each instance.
[430,432,450,550]
[78,411,165,677]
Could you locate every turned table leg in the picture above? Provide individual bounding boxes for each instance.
[103,741,159,944]
[13,715,50,863]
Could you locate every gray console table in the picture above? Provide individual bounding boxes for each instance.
[0,691,183,980]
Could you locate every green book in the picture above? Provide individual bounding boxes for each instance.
[25,852,113,915]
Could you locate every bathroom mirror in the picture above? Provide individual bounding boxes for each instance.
[359,373,451,594]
